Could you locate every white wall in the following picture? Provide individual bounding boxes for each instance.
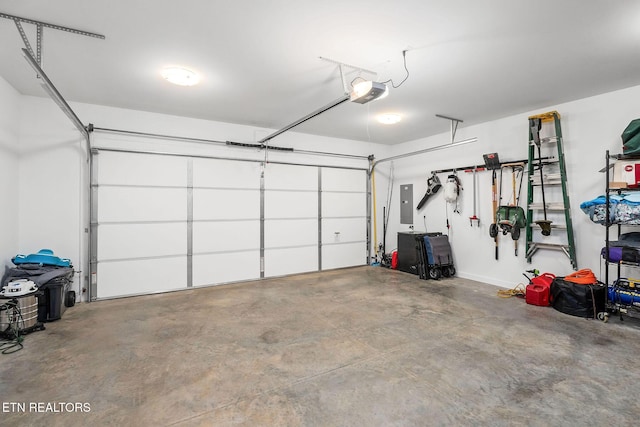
[378,84,640,287]
[0,75,20,273]
[18,96,87,296]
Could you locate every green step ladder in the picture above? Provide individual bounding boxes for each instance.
[525,111,577,269]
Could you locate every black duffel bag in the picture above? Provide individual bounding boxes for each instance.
[550,277,606,319]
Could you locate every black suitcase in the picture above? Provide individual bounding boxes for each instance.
[396,232,442,276]
[422,234,455,280]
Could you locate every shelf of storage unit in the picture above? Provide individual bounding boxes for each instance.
[604,150,640,320]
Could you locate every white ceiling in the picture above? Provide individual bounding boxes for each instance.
[1,0,639,145]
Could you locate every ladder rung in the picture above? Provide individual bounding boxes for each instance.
[526,242,571,261]
[530,174,563,185]
[529,242,569,250]
[527,223,567,229]
[532,158,559,164]
[528,202,566,210]
[529,136,560,145]
[532,173,562,180]
[530,182,563,186]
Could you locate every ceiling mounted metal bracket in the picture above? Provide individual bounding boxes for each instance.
[13,19,36,63]
[1,12,105,67]
[319,56,378,93]
[435,114,467,144]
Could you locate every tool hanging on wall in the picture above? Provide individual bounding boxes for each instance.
[491,169,499,260]
[511,164,525,255]
[485,153,501,260]
[495,163,526,256]
[444,171,462,214]
[469,166,480,226]
[416,171,442,210]
[443,172,462,233]
[443,173,462,213]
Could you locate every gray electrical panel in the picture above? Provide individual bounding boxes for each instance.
[400,184,413,224]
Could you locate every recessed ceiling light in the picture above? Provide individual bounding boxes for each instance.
[161,67,200,86]
[377,113,402,125]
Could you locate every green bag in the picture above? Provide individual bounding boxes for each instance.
[622,119,640,155]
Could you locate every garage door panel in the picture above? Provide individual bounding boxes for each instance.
[264,247,318,277]
[193,221,260,253]
[192,252,260,286]
[98,187,187,222]
[193,188,260,220]
[265,219,317,248]
[322,218,365,244]
[98,223,186,260]
[322,168,366,192]
[98,152,187,186]
[322,243,366,270]
[322,192,366,218]
[265,191,317,219]
[265,164,317,190]
[97,257,187,299]
[193,158,260,188]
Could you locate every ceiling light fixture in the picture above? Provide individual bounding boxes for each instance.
[350,80,388,104]
[161,67,200,86]
[377,113,402,125]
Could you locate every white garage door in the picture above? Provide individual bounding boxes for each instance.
[264,163,319,277]
[191,158,262,287]
[321,167,368,269]
[90,150,368,299]
[94,152,189,299]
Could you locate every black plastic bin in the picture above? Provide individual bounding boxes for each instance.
[37,276,75,322]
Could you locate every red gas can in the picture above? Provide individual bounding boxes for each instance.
[525,273,555,306]
[526,284,550,306]
[531,273,555,287]
[391,251,398,269]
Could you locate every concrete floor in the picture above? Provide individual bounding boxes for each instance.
[2,266,640,426]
